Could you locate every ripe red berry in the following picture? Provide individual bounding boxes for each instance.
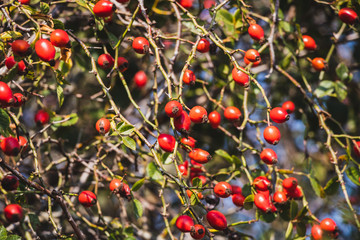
[232,193,245,207]
[273,191,287,204]
[1,137,20,156]
[260,148,278,165]
[190,224,206,239]
[4,204,23,222]
[0,81,14,107]
[78,191,97,207]
[189,106,208,124]
[181,137,196,149]
[203,0,215,9]
[93,0,113,18]
[282,177,298,190]
[189,148,211,164]
[179,0,193,8]
[208,111,221,129]
[158,134,176,152]
[5,56,26,72]
[186,189,203,199]
[197,38,210,53]
[244,56,261,66]
[134,70,147,88]
[190,160,203,173]
[1,175,19,191]
[132,37,149,54]
[254,192,272,212]
[183,69,196,85]
[302,35,317,51]
[165,100,183,118]
[109,178,123,191]
[117,57,128,72]
[224,106,241,121]
[178,162,188,176]
[270,107,290,123]
[35,39,56,62]
[232,67,249,87]
[263,126,281,145]
[98,54,114,69]
[338,8,358,25]
[248,24,264,41]
[312,57,326,71]
[311,224,323,240]
[176,215,194,232]
[11,40,31,57]
[174,111,191,134]
[244,49,260,62]
[13,93,26,107]
[320,218,337,232]
[50,29,70,48]
[253,176,271,191]
[34,109,50,125]
[206,210,227,230]
[282,101,295,114]
[95,118,111,134]
[353,141,360,157]
[110,180,131,198]
[18,136,28,151]
[231,185,242,195]
[18,0,30,4]
[214,182,232,198]
[285,185,303,199]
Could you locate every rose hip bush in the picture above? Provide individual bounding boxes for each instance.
[0,0,359,239]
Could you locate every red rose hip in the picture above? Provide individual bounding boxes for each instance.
[263,126,281,145]
[4,204,23,222]
[158,134,176,152]
[206,210,227,230]
[270,107,289,123]
[78,191,97,207]
[176,215,194,232]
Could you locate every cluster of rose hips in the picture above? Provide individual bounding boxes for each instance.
[1,175,23,223]
[311,218,339,240]
[308,8,358,71]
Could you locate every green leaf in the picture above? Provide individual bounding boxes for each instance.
[0,226,7,238]
[146,162,163,181]
[104,28,118,49]
[290,200,298,220]
[309,175,325,198]
[243,194,254,210]
[57,84,64,107]
[334,81,347,102]
[336,63,349,81]
[118,124,135,135]
[53,19,65,30]
[260,212,276,223]
[192,177,203,188]
[131,199,143,219]
[0,31,22,41]
[28,213,41,229]
[182,21,202,35]
[215,149,233,164]
[0,110,13,137]
[131,178,145,192]
[324,176,339,195]
[215,9,233,24]
[346,166,360,186]
[285,221,293,240]
[296,222,306,237]
[161,152,173,165]
[1,64,18,83]
[279,21,292,32]
[122,136,136,150]
[40,2,50,14]
[314,80,334,98]
[233,9,243,29]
